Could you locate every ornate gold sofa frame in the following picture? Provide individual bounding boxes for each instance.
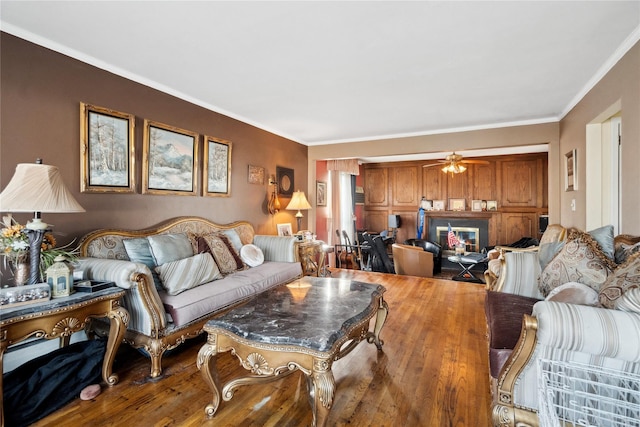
[488,232,640,427]
[78,216,302,378]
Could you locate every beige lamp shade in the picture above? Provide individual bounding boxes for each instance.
[286,190,311,213]
[0,163,85,214]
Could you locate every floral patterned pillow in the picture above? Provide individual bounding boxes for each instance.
[538,229,616,297]
[599,252,640,309]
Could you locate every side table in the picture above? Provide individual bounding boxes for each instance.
[0,287,129,427]
[296,240,331,277]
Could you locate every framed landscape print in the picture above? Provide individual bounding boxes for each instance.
[204,136,232,197]
[449,198,466,211]
[142,120,199,196]
[80,103,135,193]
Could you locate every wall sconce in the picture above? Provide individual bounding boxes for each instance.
[267,175,281,215]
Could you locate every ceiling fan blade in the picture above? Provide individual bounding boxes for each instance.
[460,159,490,164]
[422,162,446,168]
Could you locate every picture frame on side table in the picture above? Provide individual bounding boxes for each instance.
[80,103,136,193]
[203,136,232,197]
[449,198,466,211]
[277,223,293,237]
[142,120,199,196]
[316,181,327,206]
[433,200,445,211]
[565,148,577,191]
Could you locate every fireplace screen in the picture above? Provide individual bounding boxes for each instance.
[436,226,480,252]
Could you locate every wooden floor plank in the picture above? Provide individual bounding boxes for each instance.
[27,269,491,427]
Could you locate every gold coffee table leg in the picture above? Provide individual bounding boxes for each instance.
[307,359,335,427]
[367,297,388,350]
[197,334,222,418]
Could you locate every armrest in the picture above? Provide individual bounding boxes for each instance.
[77,257,166,335]
[77,257,151,289]
[497,301,640,414]
[490,251,543,299]
[253,235,298,262]
[533,301,640,362]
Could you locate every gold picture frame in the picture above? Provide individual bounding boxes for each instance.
[203,136,232,197]
[449,198,466,211]
[142,120,199,196]
[80,103,136,193]
[316,181,327,206]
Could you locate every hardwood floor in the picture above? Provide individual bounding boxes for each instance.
[32,269,492,427]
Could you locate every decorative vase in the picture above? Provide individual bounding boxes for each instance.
[11,261,30,286]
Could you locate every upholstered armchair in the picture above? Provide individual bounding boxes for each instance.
[391,243,434,278]
[403,239,442,275]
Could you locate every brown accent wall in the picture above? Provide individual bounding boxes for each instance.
[1,33,309,245]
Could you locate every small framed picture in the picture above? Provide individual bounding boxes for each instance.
[316,181,327,206]
[420,199,433,210]
[276,166,294,196]
[471,200,483,212]
[449,198,466,211]
[487,200,498,211]
[248,165,265,185]
[277,223,293,237]
[433,200,445,211]
[565,148,577,191]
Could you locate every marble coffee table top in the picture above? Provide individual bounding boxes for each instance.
[205,277,385,352]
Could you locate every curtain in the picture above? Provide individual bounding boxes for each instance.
[326,159,360,175]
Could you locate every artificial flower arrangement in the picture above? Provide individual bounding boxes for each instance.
[1,215,79,284]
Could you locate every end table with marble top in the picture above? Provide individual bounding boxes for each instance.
[197,276,388,427]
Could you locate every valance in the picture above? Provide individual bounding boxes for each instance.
[326,159,360,175]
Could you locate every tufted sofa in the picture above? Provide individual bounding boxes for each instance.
[485,225,640,427]
[78,216,302,378]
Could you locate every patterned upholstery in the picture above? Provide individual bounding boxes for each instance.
[511,301,640,411]
[78,217,300,378]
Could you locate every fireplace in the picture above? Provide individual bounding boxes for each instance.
[428,218,489,271]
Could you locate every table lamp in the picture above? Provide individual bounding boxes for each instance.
[0,160,85,284]
[286,190,311,232]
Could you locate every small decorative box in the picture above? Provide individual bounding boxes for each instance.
[0,283,51,308]
[73,280,116,293]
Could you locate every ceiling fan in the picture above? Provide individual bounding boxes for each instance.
[422,152,489,174]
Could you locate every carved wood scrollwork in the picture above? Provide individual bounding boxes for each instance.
[242,352,273,375]
[51,317,84,338]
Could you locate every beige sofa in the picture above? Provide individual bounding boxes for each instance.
[78,216,302,378]
[486,226,640,427]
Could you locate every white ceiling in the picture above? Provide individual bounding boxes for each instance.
[1,1,639,149]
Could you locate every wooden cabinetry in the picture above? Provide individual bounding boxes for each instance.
[363,153,547,246]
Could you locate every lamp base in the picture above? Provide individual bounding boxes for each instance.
[26,228,47,284]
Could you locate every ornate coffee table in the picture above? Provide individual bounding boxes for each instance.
[197,276,388,427]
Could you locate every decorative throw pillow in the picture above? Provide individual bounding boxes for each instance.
[599,252,640,309]
[221,229,244,254]
[200,234,242,274]
[615,242,640,265]
[546,282,599,306]
[240,244,264,267]
[538,229,616,297]
[147,233,194,266]
[155,253,222,295]
[538,240,565,271]
[587,225,615,260]
[123,237,163,291]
